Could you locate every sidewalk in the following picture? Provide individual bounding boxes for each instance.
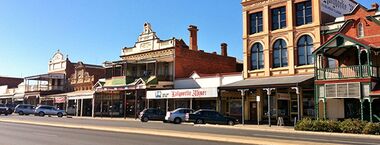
[69,116,380,139]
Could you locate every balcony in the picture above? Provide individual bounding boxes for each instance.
[316,65,379,80]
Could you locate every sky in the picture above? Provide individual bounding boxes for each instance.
[0,0,377,77]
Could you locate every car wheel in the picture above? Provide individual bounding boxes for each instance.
[228,120,235,126]
[57,113,63,118]
[39,112,45,117]
[142,117,149,122]
[174,117,182,124]
[195,119,204,124]
[4,113,8,116]
[19,111,24,115]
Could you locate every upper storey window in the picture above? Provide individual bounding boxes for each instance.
[273,39,288,68]
[296,1,312,26]
[249,12,263,34]
[251,43,264,70]
[358,22,364,38]
[272,7,286,30]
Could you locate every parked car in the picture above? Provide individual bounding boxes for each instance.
[14,104,35,115]
[186,109,238,126]
[139,108,165,122]
[165,108,194,124]
[0,104,13,114]
[34,105,66,117]
[0,107,10,115]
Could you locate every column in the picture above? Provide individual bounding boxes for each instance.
[92,95,95,118]
[370,97,373,122]
[360,99,364,121]
[80,98,84,117]
[263,88,275,127]
[323,98,327,119]
[189,98,193,110]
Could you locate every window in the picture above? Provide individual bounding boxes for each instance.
[249,12,263,34]
[358,22,364,37]
[296,1,312,26]
[251,43,264,70]
[297,35,314,65]
[272,7,286,30]
[273,39,288,68]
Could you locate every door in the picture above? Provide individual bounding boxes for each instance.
[250,102,257,121]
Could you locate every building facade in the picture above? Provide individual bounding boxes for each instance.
[314,4,380,122]
[94,23,239,118]
[219,0,357,125]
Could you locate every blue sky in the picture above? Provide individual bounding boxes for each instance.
[0,0,377,77]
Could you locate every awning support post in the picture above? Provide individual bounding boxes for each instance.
[239,89,249,125]
[263,88,275,127]
[291,86,301,121]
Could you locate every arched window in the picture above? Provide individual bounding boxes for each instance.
[273,39,288,68]
[297,35,314,65]
[358,22,364,38]
[251,43,264,70]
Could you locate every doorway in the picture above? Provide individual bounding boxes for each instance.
[250,102,257,121]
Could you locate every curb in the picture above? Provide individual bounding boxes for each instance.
[0,119,326,145]
[68,116,380,139]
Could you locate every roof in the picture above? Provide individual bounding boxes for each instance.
[219,75,314,89]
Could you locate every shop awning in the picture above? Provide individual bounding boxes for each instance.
[219,75,314,90]
[66,90,95,100]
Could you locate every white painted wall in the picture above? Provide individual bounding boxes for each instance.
[174,73,243,89]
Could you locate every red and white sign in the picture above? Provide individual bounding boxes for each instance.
[146,88,217,99]
[54,97,66,103]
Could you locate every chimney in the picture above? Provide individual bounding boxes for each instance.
[372,3,379,10]
[221,43,228,56]
[188,25,198,51]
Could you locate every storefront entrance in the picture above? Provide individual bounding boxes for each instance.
[250,102,257,121]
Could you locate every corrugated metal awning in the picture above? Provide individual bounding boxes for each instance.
[219,74,314,89]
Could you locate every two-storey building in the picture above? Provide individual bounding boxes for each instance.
[314,3,380,122]
[220,0,356,125]
[94,23,238,118]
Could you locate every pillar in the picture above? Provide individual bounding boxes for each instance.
[92,95,95,118]
[360,99,364,121]
[80,98,84,117]
[369,98,373,122]
[323,98,327,119]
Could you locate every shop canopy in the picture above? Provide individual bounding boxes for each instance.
[219,75,314,90]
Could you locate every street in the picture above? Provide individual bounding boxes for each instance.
[0,115,379,145]
[0,122,241,145]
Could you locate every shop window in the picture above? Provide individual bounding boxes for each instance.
[297,35,314,65]
[271,7,286,30]
[273,39,288,68]
[249,12,263,34]
[296,1,312,26]
[251,43,264,70]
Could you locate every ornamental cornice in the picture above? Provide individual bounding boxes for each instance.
[243,0,289,11]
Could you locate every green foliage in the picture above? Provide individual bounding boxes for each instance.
[363,122,380,135]
[339,119,366,134]
[295,118,380,134]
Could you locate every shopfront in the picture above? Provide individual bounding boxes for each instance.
[146,88,218,112]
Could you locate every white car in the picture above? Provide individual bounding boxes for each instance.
[34,105,66,117]
[164,108,194,124]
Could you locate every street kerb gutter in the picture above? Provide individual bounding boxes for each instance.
[0,119,327,145]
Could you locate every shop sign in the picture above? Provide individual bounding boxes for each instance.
[321,0,356,17]
[54,97,66,103]
[147,88,217,99]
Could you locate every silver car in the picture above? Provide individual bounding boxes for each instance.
[165,108,194,124]
[14,104,35,115]
[34,105,66,117]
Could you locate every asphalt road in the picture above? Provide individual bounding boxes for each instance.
[0,122,242,145]
[1,115,380,145]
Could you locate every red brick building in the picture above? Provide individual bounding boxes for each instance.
[314,3,380,122]
[95,23,239,118]
[0,77,23,88]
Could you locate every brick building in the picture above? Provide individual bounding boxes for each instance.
[314,3,380,122]
[0,76,23,104]
[94,23,239,118]
[66,61,105,116]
